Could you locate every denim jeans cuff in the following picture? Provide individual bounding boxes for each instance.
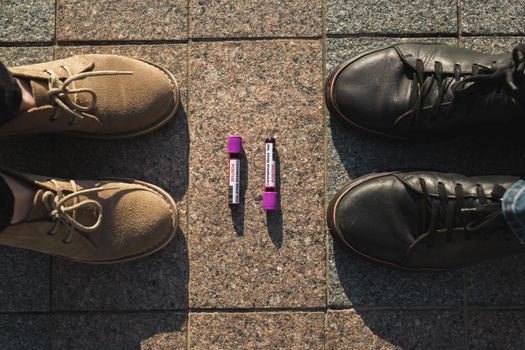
[502,179,525,245]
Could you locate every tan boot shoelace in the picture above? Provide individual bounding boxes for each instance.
[45,66,132,125]
[42,180,111,244]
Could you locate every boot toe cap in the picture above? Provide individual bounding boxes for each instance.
[329,46,412,135]
[331,173,415,264]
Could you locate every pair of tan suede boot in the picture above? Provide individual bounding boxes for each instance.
[0,54,181,264]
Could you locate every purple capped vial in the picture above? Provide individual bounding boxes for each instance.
[227,136,242,206]
[263,137,278,211]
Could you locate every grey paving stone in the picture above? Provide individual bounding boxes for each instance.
[51,45,189,311]
[326,37,469,307]
[462,36,524,54]
[459,37,525,307]
[52,312,187,349]
[465,255,525,306]
[328,235,465,307]
[57,0,188,41]
[326,309,465,350]
[188,40,325,308]
[461,0,525,35]
[327,0,457,35]
[190,0,323,38]
[0,0,55,42]
[0,47,55,312]
[467,310,525,349]
[0,314,49,349]
[189,312,324,349]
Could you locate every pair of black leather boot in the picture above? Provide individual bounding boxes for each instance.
[326,43,525,271]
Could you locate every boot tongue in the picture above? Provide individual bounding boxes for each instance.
[27,189,52,221]
[29,79,51,107]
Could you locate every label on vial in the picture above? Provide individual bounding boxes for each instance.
[228,158,240,204]
[265,142,276,188]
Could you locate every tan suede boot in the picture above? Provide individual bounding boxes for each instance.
[0,169,178,263]
[3,54,180,138]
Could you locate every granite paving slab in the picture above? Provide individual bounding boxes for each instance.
[0,47,55,312]
[0,0,55,42]
[458,37,525,306]
[327,0,457,35]
[326,309,465,350]
[460,0,525,35]
[51,45,189,310]
[467,310,525,349]
[465,255,525,306]
[56,0,188,41]
[52,312,187,349]
[190,0,323,38]
[326,37,468,308]
[188,40,325,308]
[189,312,325,349]
[0,314,49,349]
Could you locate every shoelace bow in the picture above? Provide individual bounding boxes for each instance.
[41,180,112,244]
[418,178,508,246]
[394,44,525,127]
[45,66,132,125]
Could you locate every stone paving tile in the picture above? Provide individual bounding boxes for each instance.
[326,309,464,349]
[190,0,322,38]
[57,0,188,41]
[188,40,325,308]
[461,36,524,53]
[0,47,55,312]
[467,310,525,349]
[52,312,187,349]
[0,314,49,349]
[326,37,469,307]
[327,0,457,35]
[0,1,55,42]
[465,255,525,306]
[51,45,189,310]
[458,37,525,306]
[189,312,324,349]
[460,0,525,35]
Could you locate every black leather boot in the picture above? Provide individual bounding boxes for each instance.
[327,171,525,271]
[326,43,525,141]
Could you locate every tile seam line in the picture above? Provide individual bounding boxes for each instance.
[326,33,525,39]
[0,36,323,47]
[0,306,486,315]
[3,33,524,48]
[185,33,191,350]
[321,2,329,350]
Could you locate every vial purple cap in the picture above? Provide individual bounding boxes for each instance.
[262,191,279,211]
[227,136,243,154]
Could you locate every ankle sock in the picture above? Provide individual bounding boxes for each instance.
[0,61,21,124]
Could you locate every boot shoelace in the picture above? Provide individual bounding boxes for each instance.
[394,43,525,128]
[418,178,508,246]
[41,180,114,244]
[45,66,132,125]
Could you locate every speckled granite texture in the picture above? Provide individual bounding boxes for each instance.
[190,0,323,38]
[0,0,524,349]
[189,312,325,349]
[461,0,525,35]
[326,309,464,349]
[51,312,187,349]
[56,0,188,41]
[326,0,457,35]
[0,1,55,42]
[188,40,325,308]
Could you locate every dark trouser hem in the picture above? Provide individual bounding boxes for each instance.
[0,60,21,123]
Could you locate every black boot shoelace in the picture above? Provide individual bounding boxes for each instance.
[418,178,509,246]
[394,44,525,128]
